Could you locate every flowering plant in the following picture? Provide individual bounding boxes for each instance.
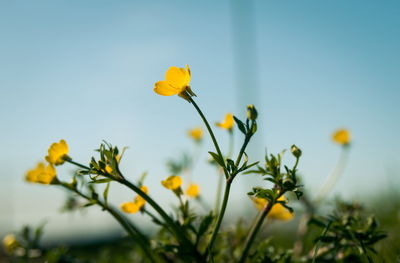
[3,65,388,263]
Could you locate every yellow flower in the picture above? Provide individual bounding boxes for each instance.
[120,200,144,214]
[2,234,18,253]
[25,162,57,184]
[153,65,196,102]
[216,113,234,130]
[252,196,293,221]
[186,184,200,198]
[332,129,351,145]
[120,185,148,214]
[188,127,203,142]
[45,139,69,165]
[161,175,182,190]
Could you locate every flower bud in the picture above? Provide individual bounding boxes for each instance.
[246,105,258,120]
[291,145,302,158]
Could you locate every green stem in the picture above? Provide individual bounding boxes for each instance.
[315,147,349,203]
[117,177,197,255]
[214,168,224,214]
[239,197,275,263]
[66,159,90,170]
[65,159,190,249]
[312,220,332,263]
[206,180,232,258]
[59,183,160,263]
[189,97,229,178]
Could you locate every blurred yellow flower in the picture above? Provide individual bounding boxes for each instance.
[25,162,56,185]
[186,184,200,198]
[252,196,293,221]
[2,234,18,253]
[188,127,203,142]
[153,65,196,101]
[332,129,351,145]
[216,113,234,130]
[120,200,144,214]
[120,186,148,214]
[45,139,69,165]
[161,175,182,190]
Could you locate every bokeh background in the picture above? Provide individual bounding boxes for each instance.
[1,0,399,246]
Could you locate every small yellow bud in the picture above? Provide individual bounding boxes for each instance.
[246,104,258,120]
[2,234,18,253]
[291,145,302,158]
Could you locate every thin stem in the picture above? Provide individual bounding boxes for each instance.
[235,135,251,168]
[312,221,332,263]
[59,183,160,263]
[315,147,349,203]
[117,177,198,256]
[66,159,202,254]
[214,168,224,213]
[239,198,275,263]
[206,180,232,258]
[189,97,229,178]
[66,159,90,170]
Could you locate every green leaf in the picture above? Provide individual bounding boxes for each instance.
[198,213,214,238]
[103,182,110,208]
[90,178,113,184]
[208,151,225,167]
[233,116,247,135]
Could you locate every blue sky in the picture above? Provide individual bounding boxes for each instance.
[1,0,399,240]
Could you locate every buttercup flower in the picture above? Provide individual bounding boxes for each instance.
[188,127,203,142]
[120,186,148,214]
[153,65,196,102]
[25,162,57,185]
[45,139,69,165]
[161,175,182,190]
[2,234,18,253]
[332,129,351,145]
[186,183,200,198]
[252,196,293,221]
[216,113,234,130]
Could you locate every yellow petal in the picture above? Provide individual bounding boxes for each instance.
[252,197,267,210]
[45,139,69,165]
[154,81,180,96]
[161,175,182,190]
[38,164,56,184]
[188,127,203,141]
[332,129,351,145]
[120,201,142,214]
[216,113,234,130]
[105,165,113,174]
[135,185,148,203]
[186,184,200,198]
[268,203,294,221]
[165,66,190,89]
